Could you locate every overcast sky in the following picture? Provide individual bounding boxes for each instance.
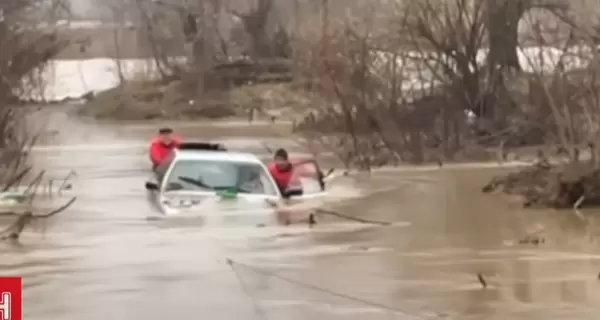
[68,0,114,19]
[69,0,90,14]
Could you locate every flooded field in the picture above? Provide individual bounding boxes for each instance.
[3,106,600,319]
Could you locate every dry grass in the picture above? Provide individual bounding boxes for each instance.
[229,83,324,119]
[77,79,248,120]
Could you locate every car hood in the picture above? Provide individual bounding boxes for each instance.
[158,191,278,216]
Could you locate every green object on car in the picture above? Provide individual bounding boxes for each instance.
[219,188,238,200]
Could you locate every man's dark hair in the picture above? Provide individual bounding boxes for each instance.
[158,127,173,134]
[274,148,288,160]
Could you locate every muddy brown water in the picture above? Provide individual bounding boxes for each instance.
[2,106,600,319]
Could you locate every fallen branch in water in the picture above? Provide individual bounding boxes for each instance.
[36,196,77,218]
[1,167,32,192]
[24,170,45,201]
[0,196,77,241]
[481,155,600,209]
[48,169,76,197]
[57,170,76,195]
[477,273,487,288]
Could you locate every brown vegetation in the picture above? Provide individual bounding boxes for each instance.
[290,0,583,166]
[78,0,295,119]
[288,0,600,209]
[0,0,77,241]
[69,0,600,208]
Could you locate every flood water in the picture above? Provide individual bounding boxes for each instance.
[4,106,600,319]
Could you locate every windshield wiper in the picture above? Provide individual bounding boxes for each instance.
[178,176,252,194]
[213,185,252,194]
[178,176,213,190]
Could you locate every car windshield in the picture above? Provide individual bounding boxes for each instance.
[162,159,278,196]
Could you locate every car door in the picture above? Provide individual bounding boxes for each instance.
[154,154,175,184]
[287,159,328,200]
[146,154,174,212]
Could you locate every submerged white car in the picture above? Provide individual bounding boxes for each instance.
[144,142,328,216]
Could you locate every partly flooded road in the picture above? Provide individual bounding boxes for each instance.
[4,106,600,319]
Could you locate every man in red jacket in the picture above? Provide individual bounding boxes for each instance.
[150,128,182,169]
[268,148,294,195]
[268,148,330,198]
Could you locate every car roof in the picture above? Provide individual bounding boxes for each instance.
[173,149,265,164]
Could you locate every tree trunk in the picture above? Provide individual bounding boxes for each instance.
[111,8,126,85]
[470,0,532,130]
[486,0,531,71]
[241,0,273,58]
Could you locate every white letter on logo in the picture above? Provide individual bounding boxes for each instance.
[0,292,11,320]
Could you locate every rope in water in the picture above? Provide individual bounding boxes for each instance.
[226,258,419,318]
[309,181,409,226]
[314,209,392,226]
[228,260,268,319]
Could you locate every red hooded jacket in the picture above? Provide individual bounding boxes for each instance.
[268,162,293,192]
[267,158,316,192]
[149,135,182,167]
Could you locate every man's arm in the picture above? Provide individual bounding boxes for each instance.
[291,160,328,190]
[292,159,323,177]
[173,135,183,146]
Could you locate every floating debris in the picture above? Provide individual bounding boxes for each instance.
[308,213,317,227]
[518,235,545,245]
[482,156,600,208]
[477,273,487,288]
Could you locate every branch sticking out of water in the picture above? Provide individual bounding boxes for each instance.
[1,167,32,192]
[477,273,487,289]
[57,170,77,196]
[261,142,273,154]
[24,170,46,201]
[37,196,77,219]
[574,195,585,210]
[0,196,76,241]
[0,167,77,239]
[314,209,392,226]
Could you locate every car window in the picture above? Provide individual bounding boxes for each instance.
[163,159,278,195]
[289,160,324,194]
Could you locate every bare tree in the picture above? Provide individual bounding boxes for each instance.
[107,1,127,84]
[0,0,77,239]
[0,0,71,102]
[290,0,597,169]
[486,0,569,71]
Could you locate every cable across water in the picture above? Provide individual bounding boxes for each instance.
[226,258,426,319]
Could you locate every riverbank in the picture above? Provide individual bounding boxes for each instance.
[76,80,309,121]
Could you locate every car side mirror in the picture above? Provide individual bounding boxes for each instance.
[145,181,159,190]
